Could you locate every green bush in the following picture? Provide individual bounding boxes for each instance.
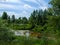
[0,27,15,42]
[9,24,32,30]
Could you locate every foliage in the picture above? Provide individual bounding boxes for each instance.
[0,0,60,45]
[11,15,15,23]
[50,0,60,15]
[7,16,11,23]
[2,12,8,19]
[22,17,28,24]
[9,24,32,30]
[0,27,15,42]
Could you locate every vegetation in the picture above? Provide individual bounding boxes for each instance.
[0,0,60,45]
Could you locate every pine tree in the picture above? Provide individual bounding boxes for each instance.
[2,12,8,20]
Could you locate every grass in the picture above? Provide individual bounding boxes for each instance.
[0,35,60,45]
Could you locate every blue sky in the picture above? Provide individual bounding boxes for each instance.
[0,0,50,18]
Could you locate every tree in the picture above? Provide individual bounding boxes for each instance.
[22,17,28,24]
[7,16,10,23]
[16,17,22,24]
[12,15,15,23]
[37,10,43,25]
[29,10,47,26]
[2,12,8,20]
[50,0,60,15]
[47,8,53,15]
[43,15,60,37]
[29,10,37,25]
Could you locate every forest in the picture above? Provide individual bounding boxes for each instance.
[0,0,60,45]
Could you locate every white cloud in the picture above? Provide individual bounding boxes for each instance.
[0,11,29,18]
[0,0,49,18]
[0,3,15,9]
[0,11,21,18]
[25,0,37,3]
[24,4,32,9]
[22,11,27,14]
[0,3,24,11]
[40,6,48,10]
[37,0,48,7]
[23,0,48,10]
[37,0,48,10]
[7,12,21,18]
[0,0,20,3]
[6,0,19,2]
[18,11,30,18]
[24,0,39,5]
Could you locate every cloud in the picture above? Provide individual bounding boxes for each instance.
[24,0,38,4]
[0,0,49,18]
[0,10,30,18]
[24,4,32,9]
[0,3,15,9]
[21,0,48,10]
[0,0,20,3]
[6,11,21,18]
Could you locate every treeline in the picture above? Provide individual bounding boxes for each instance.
[0,0,60,33]
[0,0,60,45]
[1,12,28,24]
[0,12,30,30]
[0,8,53,30]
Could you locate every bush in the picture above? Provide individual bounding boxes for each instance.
[0,27,15,42]
[9,24,32,30]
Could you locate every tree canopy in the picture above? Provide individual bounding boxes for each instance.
[50,0,60,15]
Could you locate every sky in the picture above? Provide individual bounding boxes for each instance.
[0,0,50,18]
